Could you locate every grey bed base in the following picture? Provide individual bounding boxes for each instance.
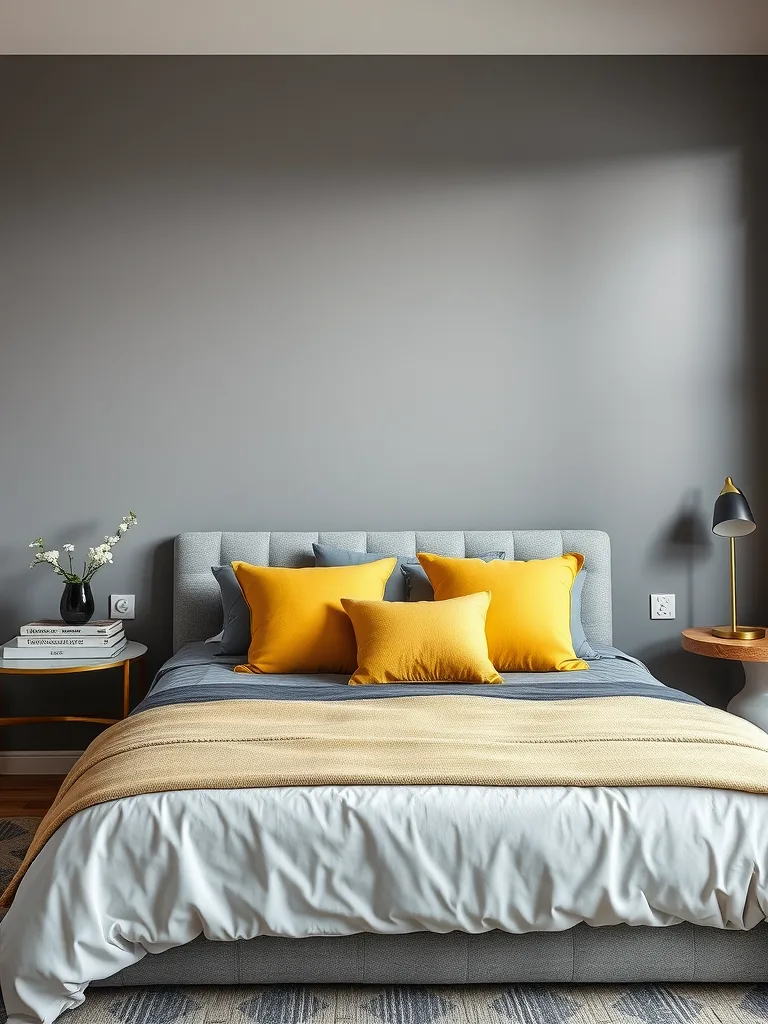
[95,529,765,988]
[93,925,768,987]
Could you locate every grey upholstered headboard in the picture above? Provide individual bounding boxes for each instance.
[173,530,612,653]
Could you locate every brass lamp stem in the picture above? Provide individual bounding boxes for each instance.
[713,535,764,640]
[729,536,737,633]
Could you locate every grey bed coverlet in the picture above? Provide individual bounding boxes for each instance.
[134,643,700,714]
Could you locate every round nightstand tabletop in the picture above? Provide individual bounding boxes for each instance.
[682,628,768,731]
[0,641,148,727]
[0,640,148,674]
[681,628,768,663]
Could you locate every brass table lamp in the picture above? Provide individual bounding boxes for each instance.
[711,477,765,640]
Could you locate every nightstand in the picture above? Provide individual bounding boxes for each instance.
[0,641,148,728]
[681,628,768,730]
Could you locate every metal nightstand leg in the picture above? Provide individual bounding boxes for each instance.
[728,662,768,731]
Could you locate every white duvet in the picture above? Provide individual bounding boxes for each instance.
[2,782,768,1024]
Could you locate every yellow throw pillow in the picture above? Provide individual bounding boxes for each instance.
[233,558,396,674]
[341,591,502,685]
[417,553,588,673]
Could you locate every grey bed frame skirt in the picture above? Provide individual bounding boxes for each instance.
[94,926,768,987]
[98,529,762,988]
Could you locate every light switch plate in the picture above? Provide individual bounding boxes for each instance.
[110,594,135,619]
[650,594,675,620]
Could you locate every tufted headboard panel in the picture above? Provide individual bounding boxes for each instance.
[173,530,612,653]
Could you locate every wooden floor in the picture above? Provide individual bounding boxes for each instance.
[0,775,64,816]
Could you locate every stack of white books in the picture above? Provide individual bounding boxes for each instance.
[2,620,127,660]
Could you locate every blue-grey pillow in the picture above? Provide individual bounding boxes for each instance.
[570,568,598,660]
[211,564,251,656]
[312,543,416,602]
[401,552,506,602]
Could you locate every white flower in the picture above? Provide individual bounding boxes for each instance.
[87,543,114,567]
[29,510,135,580]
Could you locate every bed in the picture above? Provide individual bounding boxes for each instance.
[3,529,768,1024]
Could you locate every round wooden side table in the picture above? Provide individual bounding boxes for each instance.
[0,641,148,728]
[681,628,768,731]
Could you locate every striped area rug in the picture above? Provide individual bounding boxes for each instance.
[2,817,768,1024]
[4,980,768,1024]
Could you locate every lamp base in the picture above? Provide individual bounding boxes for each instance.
[712,626,766,640]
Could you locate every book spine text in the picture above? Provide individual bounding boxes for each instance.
[16,635,122,647]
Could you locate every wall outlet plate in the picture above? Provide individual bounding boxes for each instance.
[110,594,136,620]
[650,594,675,620]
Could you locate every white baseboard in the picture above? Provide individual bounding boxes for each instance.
[0,750,83,775]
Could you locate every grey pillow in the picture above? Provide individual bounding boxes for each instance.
[211,564,251,656]
[570,568,599,660]
[401,552,505,602]
[312,543,416,602]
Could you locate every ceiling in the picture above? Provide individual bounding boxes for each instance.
[1,0,767,54]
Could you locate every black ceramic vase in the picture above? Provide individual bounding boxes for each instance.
[60,581,95,625]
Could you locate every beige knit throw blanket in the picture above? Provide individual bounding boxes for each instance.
[4,693,768,906]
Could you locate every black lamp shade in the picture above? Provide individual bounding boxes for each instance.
[712,486,757,538]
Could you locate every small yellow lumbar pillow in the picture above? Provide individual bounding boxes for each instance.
[417,552,588,673]
[233,558,396,674]
[341,591,502,685]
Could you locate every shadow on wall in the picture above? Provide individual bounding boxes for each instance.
[637,641,743,709]
[744,126,768,628]
[648,490,713,627]
[144,539,176,675]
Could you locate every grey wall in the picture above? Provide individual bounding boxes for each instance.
[0,57,766,749]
